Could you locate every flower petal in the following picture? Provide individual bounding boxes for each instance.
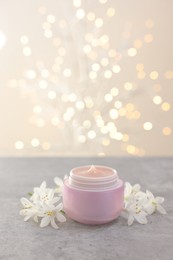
[126,201,137,212]
[56,213,66,223]
[19,209,27,216]
[135,213,148,225]
[135,191,146,199]
[51,197,60,204]
[146,190,154,200]
[137,195,148,206]
[30,193,39,203]
[41,202,54,213]
[20,197,33,207]
[47,189,55,201]
[33,215,39,223]
[40,181,46,190]
[24,214,33,221]
[155,197,164,204]
[54,177,63,187]
[157,204,167,214]
[133,184,141,193]
[63,174,68,180]
[55,203,63,211]
[33,187,40,194]
[51,218,59,229]
[128,214,134,226]
[124,182,132,196]
[40,216,51,228]
[144,203,155,215]
[123,201,129,209]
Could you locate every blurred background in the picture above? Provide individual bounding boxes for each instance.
[0,0,173,157]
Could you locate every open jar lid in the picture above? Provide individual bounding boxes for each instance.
[68,165,120,191]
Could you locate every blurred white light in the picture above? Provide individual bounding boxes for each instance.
[41,69,50,78]
[88,130,96,139]
[95,18,103,28]
[20,35,28,44]
[104,70,112,79]
[73,0,81,7]
[51,117,59,125]
[26,70,36,79]
[83,45,91,54]
[44,29,53,38]
[48,91,56,99]
[31,138,40,147]
[69,93,77,102]
[128,48,137,57]
[92,63,100,71]
[76,101,85,110]
[115,132,123,140]
[78,135,86,143]
[23,47,32,56]
[33,105,42,114]
[63,68,72,77]
[47,14,56,23]
[111,88,119,96]
[153,95,162,105]
[114,101,122,109]
[143,122,153,131]
[83,120,91,129]
[87,12,95,21]
[99,0,107,4]
[112,65,121,73]
[89,71,97,79]
[109,109,118,119]
[15,141,24,150]
[104,93,113,102]
[76,9,85,19]
[36,118,45,127]
[0,31,6,49]
[39,80,48,89]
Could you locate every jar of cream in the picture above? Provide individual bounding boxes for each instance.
[63,165,124,225]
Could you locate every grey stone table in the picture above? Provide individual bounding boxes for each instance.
[0,157,173,260]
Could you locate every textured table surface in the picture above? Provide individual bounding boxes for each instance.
[0,157,173,260]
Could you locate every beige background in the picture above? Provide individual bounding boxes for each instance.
[0,0,173,156]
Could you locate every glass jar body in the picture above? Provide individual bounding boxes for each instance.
[63,178,124,225]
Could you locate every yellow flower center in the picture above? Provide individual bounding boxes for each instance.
[24,205,32,209]
[42,195,49,201]
[135,208,141,214]
[47,211,54,216]
[152,201,157,206]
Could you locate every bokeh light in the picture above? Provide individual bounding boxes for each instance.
[0,1,172,157]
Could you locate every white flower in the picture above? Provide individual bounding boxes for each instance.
[123,185,149,226]
[124,182,141,198]
[122,182,167,226]
[124,182,144,208]
[20,181,66,229]
[31,181,60,205]
[144,190,167,215]
[39,202,66,229]
[30,181,46,203]
[54,175,67,196]
[126,198,148,226]
[20,197,40,222]
[20,179,166,228]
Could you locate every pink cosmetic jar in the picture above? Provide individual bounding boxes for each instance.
[63,165,124,225]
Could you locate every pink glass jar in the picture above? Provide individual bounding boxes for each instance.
[63,165,124,225]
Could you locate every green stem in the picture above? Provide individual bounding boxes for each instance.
[60,210,66,215]
[27,192,33,196]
